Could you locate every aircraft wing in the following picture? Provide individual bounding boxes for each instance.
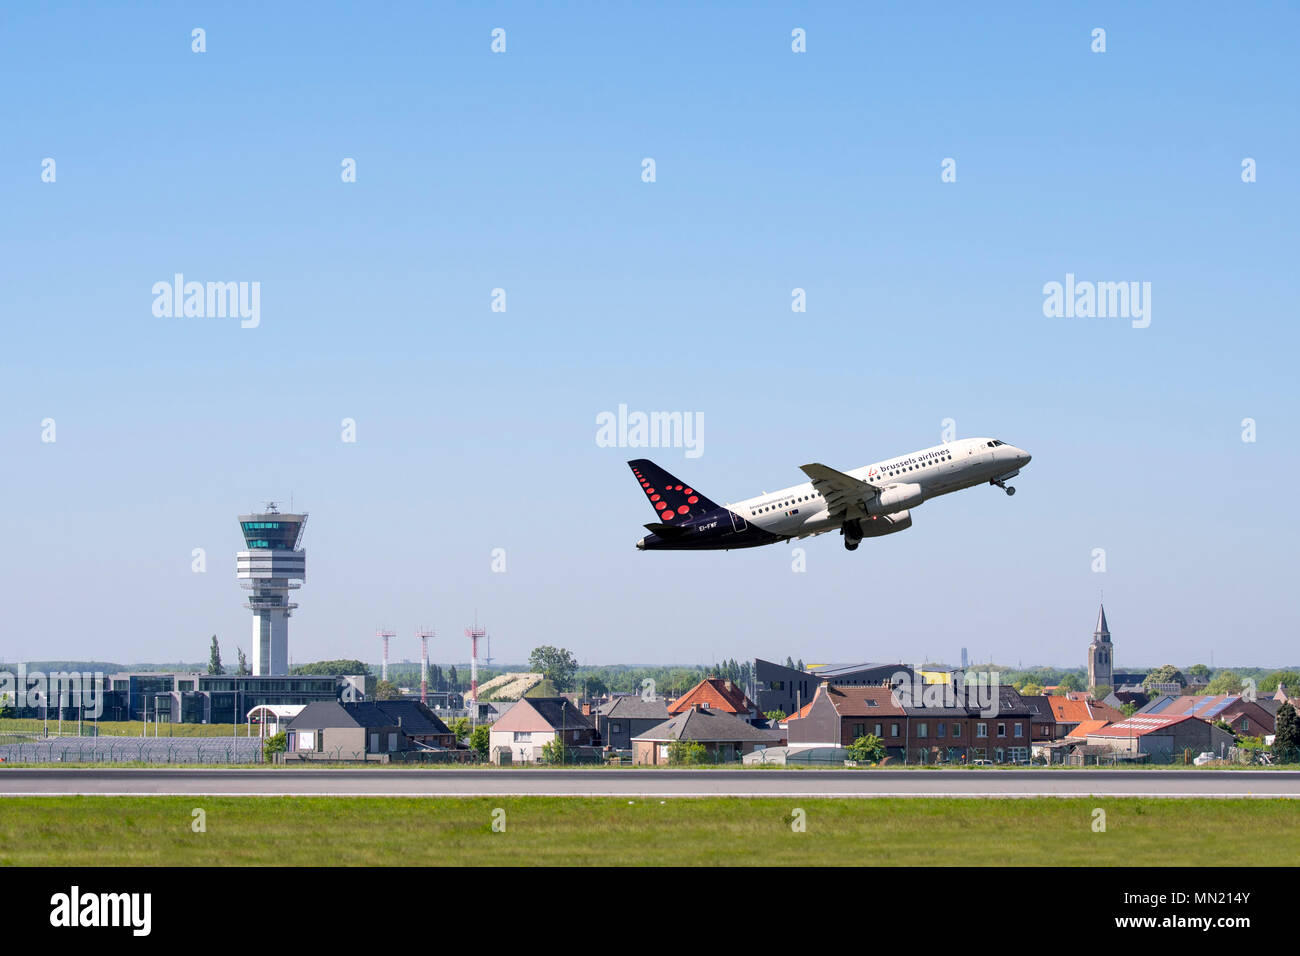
[799,462,881,517]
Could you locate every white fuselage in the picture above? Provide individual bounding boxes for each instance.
[734,437,1029,540]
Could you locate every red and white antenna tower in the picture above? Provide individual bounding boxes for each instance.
[466,621,486,703]
[416,627,434,704]
[377,629,395,683]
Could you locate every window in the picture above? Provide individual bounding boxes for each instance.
[387,732,398,751]
[997,722,1006,738]
[611,723,621,733]
[953,724,962,737]
[873,723,882,737]
[573,730,580,741]
[937,722,946,739]
[513,731,532,742]
[977,723,988,738]
[853,723,865,737]
[1014,723,1024,738]
[916,722,928,737]
[369,733,379,752]
[890,723,899,737]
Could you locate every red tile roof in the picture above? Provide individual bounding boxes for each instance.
[1087,713,1201,737]
[667,677,756,716]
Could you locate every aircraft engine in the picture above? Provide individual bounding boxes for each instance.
[866,482,923,514]
[844,510,913,541]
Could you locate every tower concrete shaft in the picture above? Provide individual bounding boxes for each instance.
[236,506,307,677]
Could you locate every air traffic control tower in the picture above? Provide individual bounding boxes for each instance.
[236,504,307,676]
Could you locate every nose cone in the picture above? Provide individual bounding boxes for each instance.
[1016,447,1032,466]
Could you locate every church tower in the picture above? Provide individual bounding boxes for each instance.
[1087,603,1113,690]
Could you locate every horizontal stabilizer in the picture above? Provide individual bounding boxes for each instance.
[644,522,689,537]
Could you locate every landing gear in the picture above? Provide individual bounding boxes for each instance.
[991,478,1016,496]
[840,521,862,551]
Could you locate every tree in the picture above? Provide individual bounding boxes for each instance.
[1091,684,1112,700]
[1121,701,1138,717]
[1186,664,1211,679]
[1057,672,1083,693]
[469,724,490,760]
[764,709,787,721]
[528,646,578,693]
[540,736,569,764]
[667,739,707,765]
[263,731,287,761]
[1275,703,1300,763]
[445,716,470,740]
[847,733,886,763]
[374,679,401,700]
[236,647,249,676]
[585,675,609,698]
[1206,670,1243,695]
[448,665,458,690]
[1019,682,1044,697]
[207,635,223,675]
[291,659,371,676]
[1260,671,1300,694]
[1142,665,1184,693]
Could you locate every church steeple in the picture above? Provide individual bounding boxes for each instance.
[1088,602,1113,690]
[1094,603,1111,644]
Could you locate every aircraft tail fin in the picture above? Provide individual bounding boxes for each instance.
[628,459,719,523]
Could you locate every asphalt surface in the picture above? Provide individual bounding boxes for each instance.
[2,768,1299,798]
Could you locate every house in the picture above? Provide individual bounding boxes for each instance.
[1019,694,1058,741]
[632,706,783,765]
[1140,694,1275,736]
[487,696,596,764]
[594,695,669,750]
[1085,713,1236,760]
[1044,694,1126,738]
[786,684,906,749]
[668,677,759,722]
[283,700,457,760]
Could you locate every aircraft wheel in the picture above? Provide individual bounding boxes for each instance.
[1006,486,1016,496]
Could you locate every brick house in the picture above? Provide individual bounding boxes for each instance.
[668,677,759,722]
[594,694,670,750]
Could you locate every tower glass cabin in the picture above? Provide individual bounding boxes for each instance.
[236,506,306,676]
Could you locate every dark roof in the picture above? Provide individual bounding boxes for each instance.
[525,697,593,731]
[597,695,669,720]
[286,699,452,735]
[633,708,782,743]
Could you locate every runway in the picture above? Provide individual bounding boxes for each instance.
[2,768,1299,798]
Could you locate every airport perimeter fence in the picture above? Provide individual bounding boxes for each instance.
[0,736,264,765]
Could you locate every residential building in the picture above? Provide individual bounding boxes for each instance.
[668,677,759,721]
[283,699,456,760]
[487,696,596,764]
[594,694,669,750]
[1140,693,1275,736]
[632,706,783,765]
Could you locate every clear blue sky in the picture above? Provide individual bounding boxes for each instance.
[2,2,1296,671]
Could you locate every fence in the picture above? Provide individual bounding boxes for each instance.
[0,737,263,764]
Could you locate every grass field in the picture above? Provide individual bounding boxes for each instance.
[0,718,254,738]
[0,796,1296,865]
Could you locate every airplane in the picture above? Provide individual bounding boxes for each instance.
[630,437,1031,552]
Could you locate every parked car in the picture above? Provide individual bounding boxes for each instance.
[972,759,994,766]
[1192,752,1217,766]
